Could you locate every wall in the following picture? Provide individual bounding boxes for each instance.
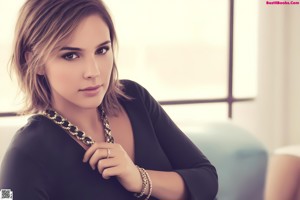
[286,5,300,146]
[233,2,300,151]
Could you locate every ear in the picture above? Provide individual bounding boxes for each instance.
[25,51,32,63]
[36,66,45,76]
[25,51,45,75]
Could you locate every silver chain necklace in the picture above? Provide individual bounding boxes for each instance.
[42,105,114,146]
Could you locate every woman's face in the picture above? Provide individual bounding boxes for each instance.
[44,14,113,112]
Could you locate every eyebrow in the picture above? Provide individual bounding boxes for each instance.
[59,40,111,51]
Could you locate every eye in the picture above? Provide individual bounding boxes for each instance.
[96,46,110,55]
[61,52,79,60]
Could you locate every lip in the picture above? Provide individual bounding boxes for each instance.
[79,85,101,91]
[79,85,102,97]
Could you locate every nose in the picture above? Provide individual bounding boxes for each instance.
[83,56,100,79]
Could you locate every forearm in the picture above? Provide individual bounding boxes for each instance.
[145,170,187,200]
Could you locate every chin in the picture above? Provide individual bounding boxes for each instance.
[76,104,100,110]
[73,95,104,109]
[83,98,103,109]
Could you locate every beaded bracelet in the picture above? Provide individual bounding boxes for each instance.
[134,166,152,200]
[144,168,153,200]
[134,166,148,198]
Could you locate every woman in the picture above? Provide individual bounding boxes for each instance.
[0,0,218,199]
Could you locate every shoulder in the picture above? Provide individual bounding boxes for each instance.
[120,79,152,100]
[1,114,71,174]
[13,115,54,141]
[119,79,161,116]
[0,116,59,191]
[120,79,145,93]
[6,115,61,156]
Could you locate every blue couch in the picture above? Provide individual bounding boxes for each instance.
[184,121,268,200]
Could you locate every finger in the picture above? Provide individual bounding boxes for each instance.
[97,158,119,174]
[102,164,123,180]
[83,142,113,162]
[88,148,107,170]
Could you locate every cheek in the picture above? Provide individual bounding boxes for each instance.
[101,54,114,76]
[105,51,114,67]
[45,64,78,88]
[107,60,114,81]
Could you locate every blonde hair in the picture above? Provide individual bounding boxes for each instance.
[11,0,127,115]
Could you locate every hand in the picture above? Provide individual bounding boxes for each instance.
[82,142,142,192]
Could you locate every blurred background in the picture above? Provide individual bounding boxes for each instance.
[0,0,299,152]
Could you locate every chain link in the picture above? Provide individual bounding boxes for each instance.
[42,106,114,146]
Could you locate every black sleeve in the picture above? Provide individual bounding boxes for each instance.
[0,147,50,200]
[130,81,218,200]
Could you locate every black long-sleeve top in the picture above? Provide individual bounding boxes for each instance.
[0,80,218,200]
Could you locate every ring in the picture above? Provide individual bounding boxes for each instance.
[106,148,111,159]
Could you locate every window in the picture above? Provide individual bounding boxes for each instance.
[0,0,258,123]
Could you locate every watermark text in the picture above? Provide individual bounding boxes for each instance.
[266,1,300,4]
